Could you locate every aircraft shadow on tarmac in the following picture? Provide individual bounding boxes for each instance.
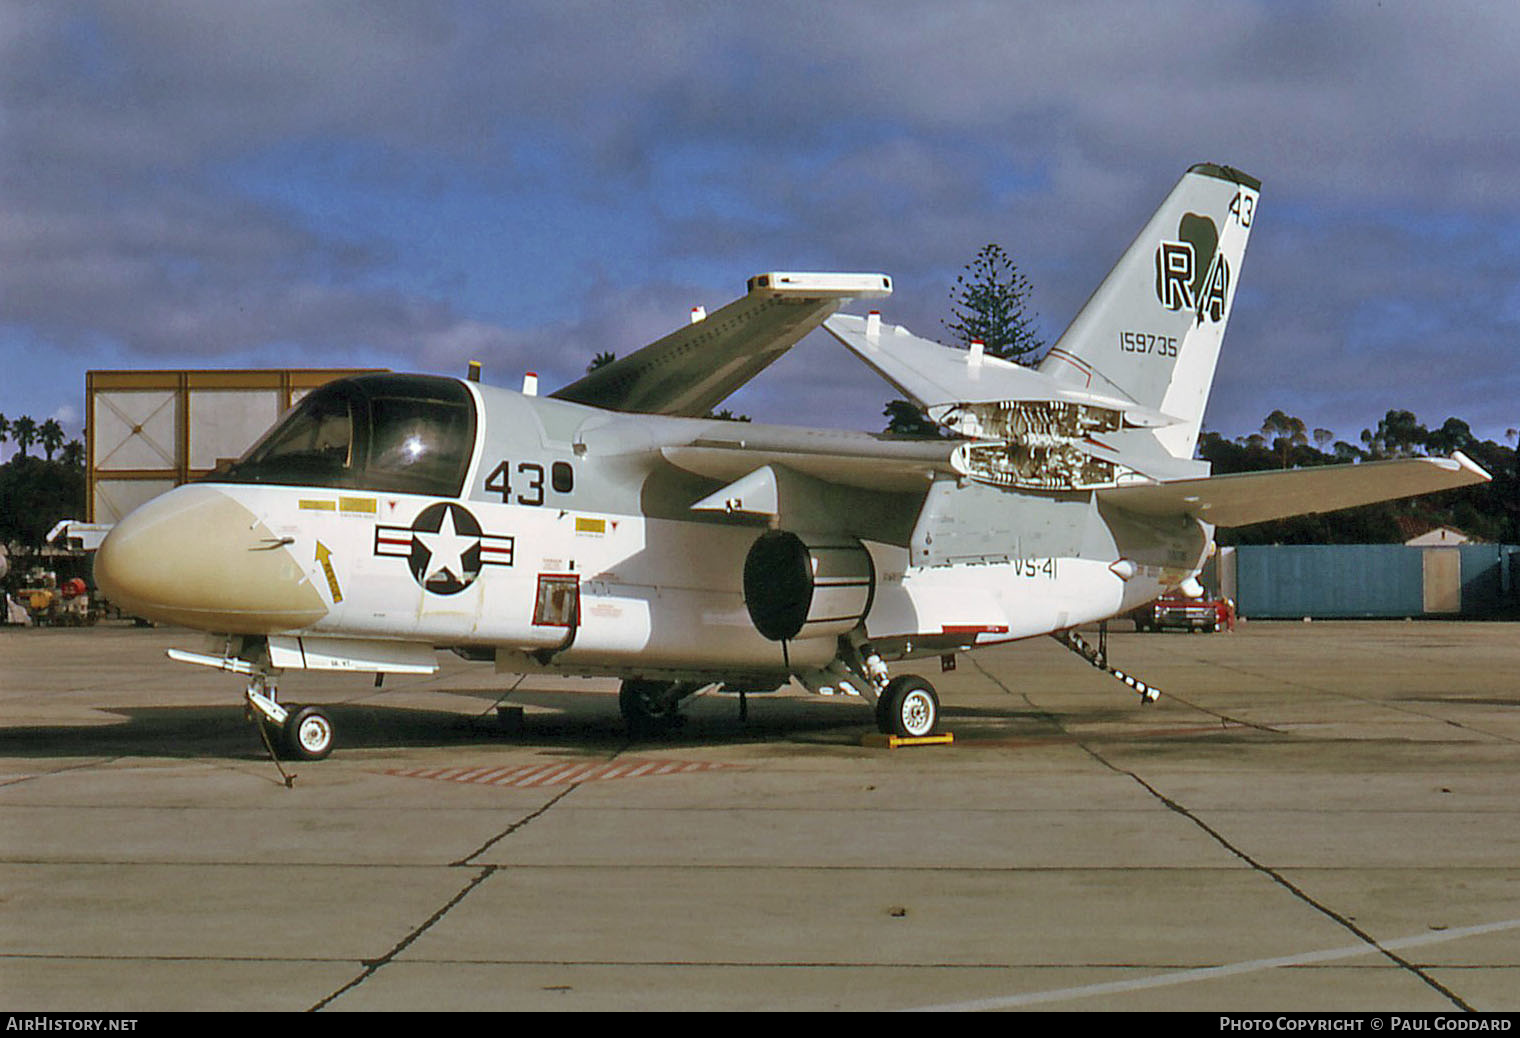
[0,690,1080,761]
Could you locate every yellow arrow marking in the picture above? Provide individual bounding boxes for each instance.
[315,541,343,604]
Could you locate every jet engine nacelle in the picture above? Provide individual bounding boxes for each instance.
[742,530,874,642]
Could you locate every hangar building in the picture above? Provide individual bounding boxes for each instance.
[86,368,379,524]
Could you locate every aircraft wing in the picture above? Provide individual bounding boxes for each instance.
[661,425,958,495]
[1097,453,1491,528]
[659,423,956,540]
[552,272,892,417]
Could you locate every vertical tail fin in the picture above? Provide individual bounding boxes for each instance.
[1039,163,1260,459]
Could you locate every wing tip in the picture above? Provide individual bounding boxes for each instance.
[747,272,893,298]
[1448,450,1493,483]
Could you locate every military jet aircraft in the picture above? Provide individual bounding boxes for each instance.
[93,163,1490,760]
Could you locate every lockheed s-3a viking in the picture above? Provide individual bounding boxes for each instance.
[93,164,1490,760]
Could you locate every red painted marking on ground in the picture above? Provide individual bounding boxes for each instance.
[383,757,737,788]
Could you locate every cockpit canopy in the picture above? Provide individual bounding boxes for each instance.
[217,375,476,497]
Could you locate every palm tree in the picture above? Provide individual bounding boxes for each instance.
[60,439,86,469]
[0,413,9,460]
[11,415,37,458]
[38,418,65,461]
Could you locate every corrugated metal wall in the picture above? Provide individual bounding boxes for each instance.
[1459,544,1518,615]
[1230,544,1519,619]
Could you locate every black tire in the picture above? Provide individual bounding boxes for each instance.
[619,679,683,735]
[877,675,939,738]
[282,705,335,761]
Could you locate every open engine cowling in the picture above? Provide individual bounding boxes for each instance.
[743,530,874,642]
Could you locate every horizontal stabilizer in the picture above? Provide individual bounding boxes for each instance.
[1098,453,1491,528]
[553,272,891,417]
[826,312,1206,488]
[823,313,1170,423]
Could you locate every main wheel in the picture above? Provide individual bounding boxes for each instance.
[878,675,940,738]
[282,705,335,761]
[619,679,684,735]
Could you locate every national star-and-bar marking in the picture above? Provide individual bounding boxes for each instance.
[374,501,515,595]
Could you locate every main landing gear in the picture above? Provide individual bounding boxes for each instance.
[796,639,944,739]
[844,639,942,739]
[618,678,704,736]
[875,674,941,739]
[618,670,943,740]
[615,635,948,741]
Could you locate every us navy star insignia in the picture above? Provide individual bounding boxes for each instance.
[374,502,515,595]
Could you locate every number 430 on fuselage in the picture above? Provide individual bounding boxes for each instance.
[93,164,1490,760]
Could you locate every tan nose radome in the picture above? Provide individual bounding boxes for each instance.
[94,485,329,633]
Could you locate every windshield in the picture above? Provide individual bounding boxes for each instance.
[218,375,476,496]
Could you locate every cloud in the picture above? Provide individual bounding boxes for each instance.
[1,1,1516,446]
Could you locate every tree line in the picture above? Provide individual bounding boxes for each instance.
[0,414,80,465]
[0,413,87,548]
[1200,410,1518,546]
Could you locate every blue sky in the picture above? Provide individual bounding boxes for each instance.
[3,1,1517,456]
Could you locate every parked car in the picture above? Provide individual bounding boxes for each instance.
[1130,590,1231,633]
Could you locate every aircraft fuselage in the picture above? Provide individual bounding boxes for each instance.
[95,376,1205,691]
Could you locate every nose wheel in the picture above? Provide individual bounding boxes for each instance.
[282,705,335,760]
[256,706,335,760]
[245,671,335,761]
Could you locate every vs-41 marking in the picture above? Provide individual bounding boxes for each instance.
[1012,557,1059,578]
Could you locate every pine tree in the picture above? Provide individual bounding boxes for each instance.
[884,244,1046,435]
[943,244,1044,365]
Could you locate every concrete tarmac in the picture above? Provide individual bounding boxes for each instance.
[1,619,1516,1012]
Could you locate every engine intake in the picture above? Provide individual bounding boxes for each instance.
[743,531,874,642]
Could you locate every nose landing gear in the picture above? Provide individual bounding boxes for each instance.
[245,671,335,762]
[168,645,334,777]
